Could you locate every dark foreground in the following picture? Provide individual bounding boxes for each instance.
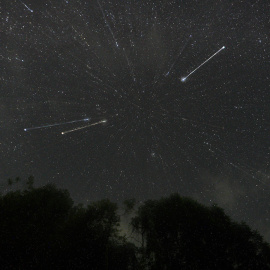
[1,177,270,269]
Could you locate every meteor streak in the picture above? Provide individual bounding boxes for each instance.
[165,35,192,77]
[20,0,33,12]
[61,119,107,135]
[24,118,90,131]
[123,48,136,81]
[181,46,225,82]
[97,0,119,48]
[181,117,224,130]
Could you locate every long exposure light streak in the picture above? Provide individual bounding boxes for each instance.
[61,120,107,135]
[181,46,225,82]
[24,118,90,131]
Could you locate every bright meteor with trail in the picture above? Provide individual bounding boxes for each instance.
[181,46,225,82]
[61,120,107,135]
[19,0,33,13]
[24,118,90,132]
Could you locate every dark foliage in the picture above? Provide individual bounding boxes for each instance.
[132,194,270,270]
[0,177,137,269]
[0,178,269,269]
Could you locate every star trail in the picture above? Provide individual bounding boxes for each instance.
[1,0,270,241]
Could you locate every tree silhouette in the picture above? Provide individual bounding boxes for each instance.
[0,179,137,270]
[131,194,270,270]
[7,178,12,186]
[26,175,34,190]
[0,182,73,269]
[123,198,136,215]
[0,179,269,269]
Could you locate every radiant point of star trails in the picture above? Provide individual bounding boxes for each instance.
[24,118,90,131]
[181,45,226,82]
[61,119,107,135]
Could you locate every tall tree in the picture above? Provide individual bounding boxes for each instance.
[132,194,270,270]
[0,179,138,270]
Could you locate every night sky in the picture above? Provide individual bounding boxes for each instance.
[1,1,270,241]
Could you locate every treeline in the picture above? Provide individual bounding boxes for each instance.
[0,176,270,269]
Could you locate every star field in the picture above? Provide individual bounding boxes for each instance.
[1,0,270,240]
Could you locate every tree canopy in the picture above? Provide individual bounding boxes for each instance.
[132,194,270,270]
[0,178,137,269]
[0,178,269,269]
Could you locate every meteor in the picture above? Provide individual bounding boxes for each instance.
[181,117,224,130]
[181,46,225,82]
[20,0,33,12]
[24,118,90,131]
[97,0,119,48]
[61,119,107,135]
[165,34,192,77]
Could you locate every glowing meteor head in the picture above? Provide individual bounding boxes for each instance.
[222,46,225,49]
[181,77,187,82]
[84,118,90,121]
[61,132,64,135]
[102,119,107,123]
[24,128,27,131]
